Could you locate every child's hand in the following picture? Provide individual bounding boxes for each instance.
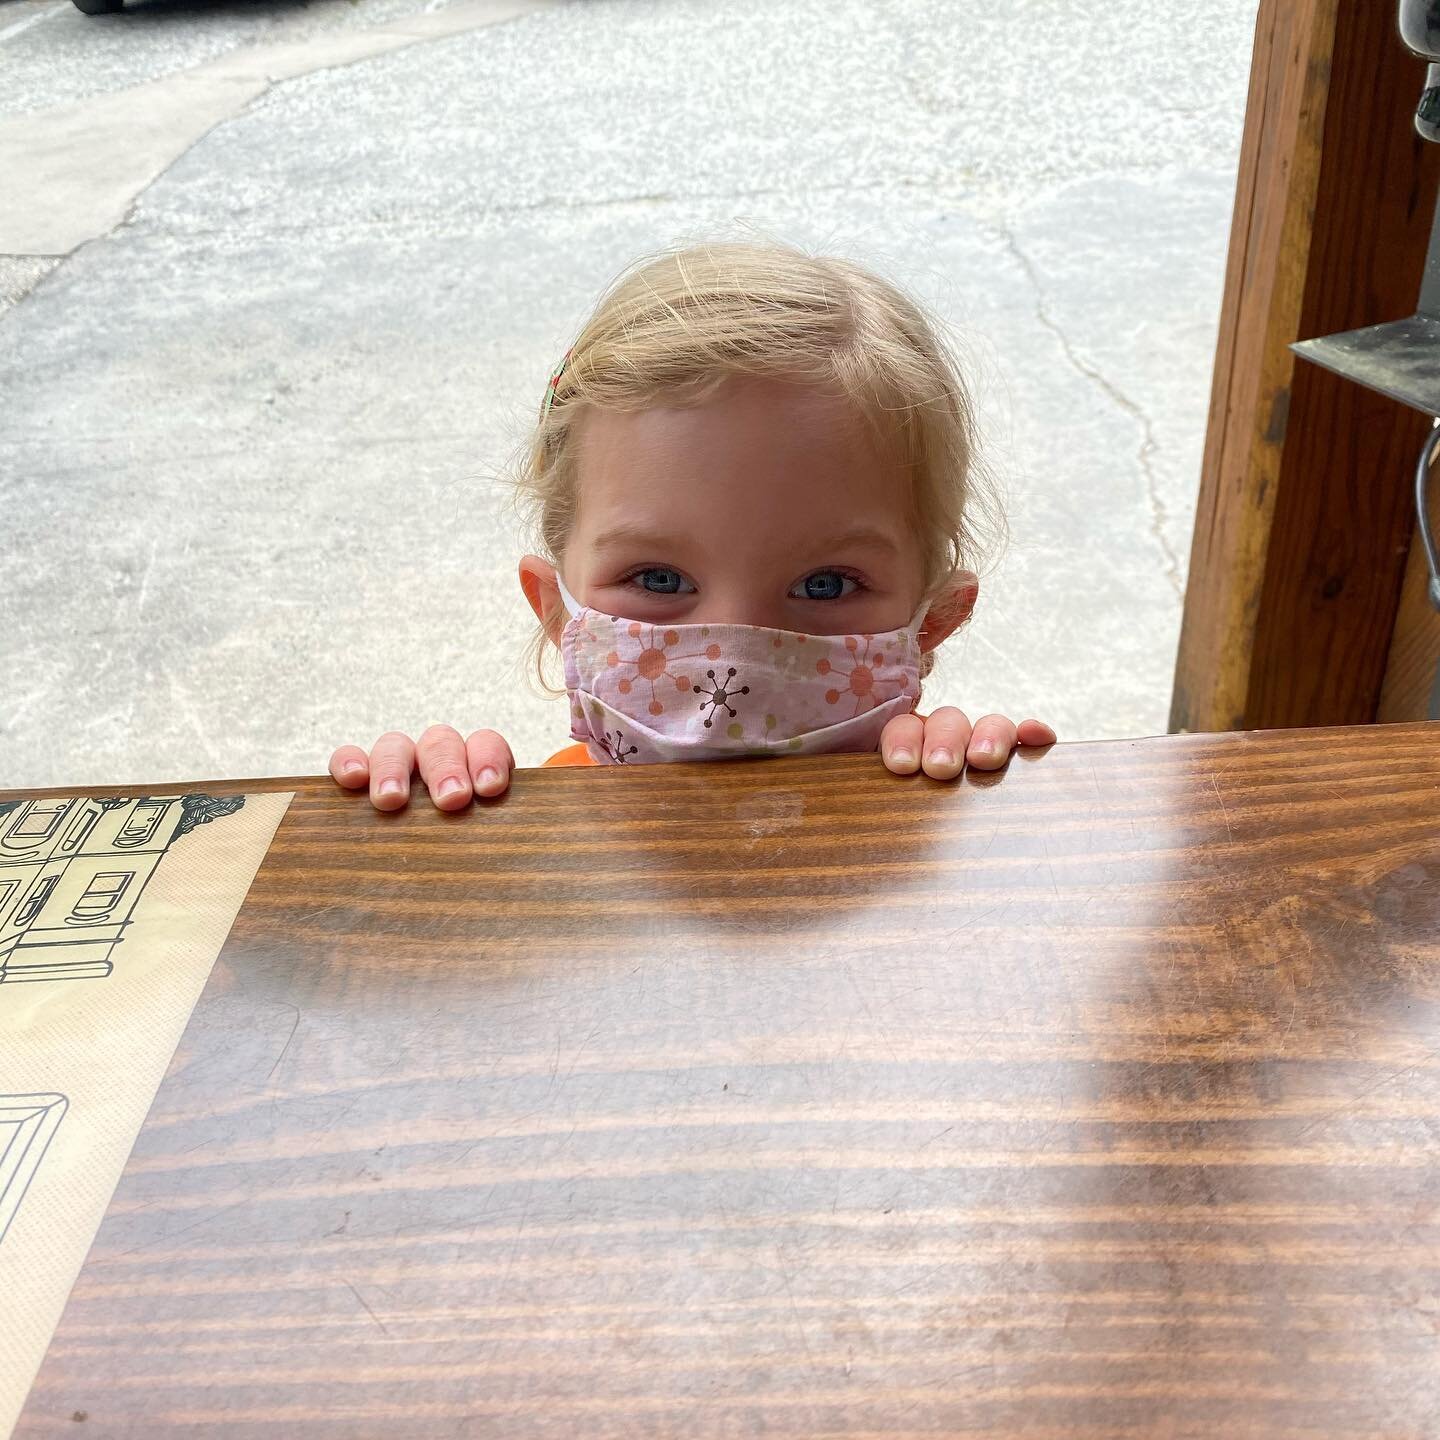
[880,708,1056,781]
[328,726,516,811]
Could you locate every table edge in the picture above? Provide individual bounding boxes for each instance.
[3,719,1436,802]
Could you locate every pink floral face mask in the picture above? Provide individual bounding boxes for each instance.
[556,572,931,765]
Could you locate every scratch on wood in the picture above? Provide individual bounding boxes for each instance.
[343,1278,391,1337]
[265,1003,302,1081]
[1210,772,1235,842]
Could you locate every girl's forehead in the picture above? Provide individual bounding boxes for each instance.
[573,375,908,529]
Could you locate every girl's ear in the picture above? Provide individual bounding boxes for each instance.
[518,554,565,644]
[918,570,979,655]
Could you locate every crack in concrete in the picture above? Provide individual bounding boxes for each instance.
[994,215,1185,600]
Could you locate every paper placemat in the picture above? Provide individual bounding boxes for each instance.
[0,790,293,1437]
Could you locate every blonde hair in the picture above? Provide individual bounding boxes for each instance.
[506,235,1005,695]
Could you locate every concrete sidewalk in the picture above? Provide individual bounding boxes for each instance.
[0,0,1259,789]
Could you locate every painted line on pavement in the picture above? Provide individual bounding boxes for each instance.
[0,0,553,256]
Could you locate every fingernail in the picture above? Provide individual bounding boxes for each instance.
[476,766,500,790]
[378,778,404,798]
[973,741,1002,763]
[889,748,915,767]
[927,747,955,768]
[436,776,465,800]
[342,761,364,777]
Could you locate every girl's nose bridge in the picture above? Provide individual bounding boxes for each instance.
[691,580,786,630]
[696,604,782,629]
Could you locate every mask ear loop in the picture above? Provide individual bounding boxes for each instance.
[554,569,584,620]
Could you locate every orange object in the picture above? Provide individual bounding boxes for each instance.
[541,742,598,768]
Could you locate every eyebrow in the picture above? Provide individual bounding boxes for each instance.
[589,523,690,552]
[816,527,903,557]
[588,523,902,557]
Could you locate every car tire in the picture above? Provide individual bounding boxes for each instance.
[71,0,125,12]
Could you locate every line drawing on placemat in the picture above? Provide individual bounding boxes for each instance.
[0,1094,68,1245]
[0,796,246,985]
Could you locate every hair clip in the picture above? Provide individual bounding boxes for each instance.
[540,347,573,422]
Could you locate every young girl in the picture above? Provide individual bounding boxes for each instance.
[329,239,1055,811]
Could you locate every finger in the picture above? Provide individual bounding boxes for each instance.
[1017,718,1058,747]
[329,745,370,790]
[416,724,473,811]
[465,728,517,798]
[880,713,924,774]
[966,713,1019,771]
[368,731,417,811]
[920,706,973,780]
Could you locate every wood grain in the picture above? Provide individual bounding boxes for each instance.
[9,723,1440,1438]
[1171,0,1440,732]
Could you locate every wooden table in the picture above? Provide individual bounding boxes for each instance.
[9,721,1440,1437]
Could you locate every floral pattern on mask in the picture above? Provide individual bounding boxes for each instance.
[694,667,751,728]
[577,615,727,718]
[598,728,639,763]
[816,633,916,717]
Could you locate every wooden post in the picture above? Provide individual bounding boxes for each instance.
[1170,0,1440,732]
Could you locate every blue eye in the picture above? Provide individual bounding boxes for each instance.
[630,568,690,595]
[794,571,860,601]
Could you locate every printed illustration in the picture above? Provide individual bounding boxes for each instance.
[0,795,245,985]
[0,1094,67,1245]
[695,666,750,727]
